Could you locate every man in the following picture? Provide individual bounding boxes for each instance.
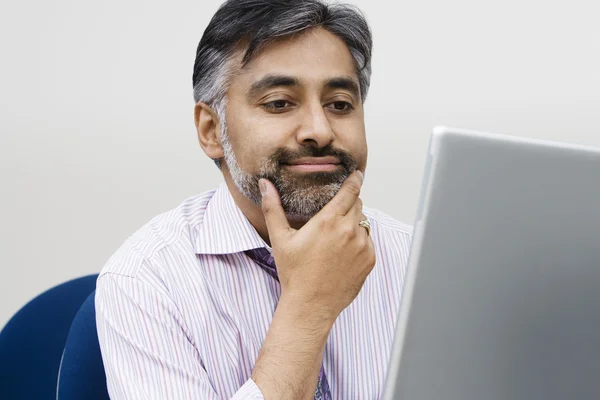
[96,0,412,398]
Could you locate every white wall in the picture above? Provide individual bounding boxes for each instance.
[1,0,599,328]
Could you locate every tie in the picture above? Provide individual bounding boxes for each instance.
[245,248,332,400]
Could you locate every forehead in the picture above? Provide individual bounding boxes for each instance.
[230,28,359,90]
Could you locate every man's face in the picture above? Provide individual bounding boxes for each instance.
[221,28,367,220]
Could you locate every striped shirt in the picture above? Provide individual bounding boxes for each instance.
[96,182,412,399]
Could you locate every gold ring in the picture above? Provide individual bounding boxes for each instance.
[358,219,371,236]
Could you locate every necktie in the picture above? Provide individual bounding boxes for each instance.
[245,248,332,400]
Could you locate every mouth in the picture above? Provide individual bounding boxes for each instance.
[283,156,342,172]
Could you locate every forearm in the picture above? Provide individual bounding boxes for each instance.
[251,294,335,400]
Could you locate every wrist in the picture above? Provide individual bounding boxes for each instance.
[276,292,337,334]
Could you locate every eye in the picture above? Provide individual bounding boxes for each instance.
[262,100,294,113]
[327,101,354,113]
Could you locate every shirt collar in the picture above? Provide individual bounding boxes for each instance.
[195,182,271,255]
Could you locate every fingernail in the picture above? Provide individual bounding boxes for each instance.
[259,179,268,196]
[356,170,364,182]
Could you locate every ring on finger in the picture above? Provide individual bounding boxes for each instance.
[358,219,371,236]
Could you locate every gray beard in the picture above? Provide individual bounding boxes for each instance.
[220,121,356,221]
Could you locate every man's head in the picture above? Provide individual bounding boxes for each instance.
[193,0,372,221]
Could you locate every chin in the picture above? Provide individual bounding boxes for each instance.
[279,183,340,219]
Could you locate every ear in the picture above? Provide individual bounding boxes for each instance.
[194,102,224,160]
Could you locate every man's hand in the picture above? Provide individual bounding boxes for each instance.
[260,170,376,320]
[251,170,376,399]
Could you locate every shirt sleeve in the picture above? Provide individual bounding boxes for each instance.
[95,270,264,400]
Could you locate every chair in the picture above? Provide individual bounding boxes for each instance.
[0,274,99,400]
[57,290,109,399]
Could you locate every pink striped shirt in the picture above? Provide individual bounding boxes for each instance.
[96,182,412,399]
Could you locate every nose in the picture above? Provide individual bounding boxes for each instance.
[295,103,335,148]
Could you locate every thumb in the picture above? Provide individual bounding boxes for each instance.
[259,179,292,241]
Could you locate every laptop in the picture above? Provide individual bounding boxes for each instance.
[382,127,600,400]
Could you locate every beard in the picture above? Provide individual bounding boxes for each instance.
[220,121,358,221]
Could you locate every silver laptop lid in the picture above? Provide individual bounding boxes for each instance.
[383,127,600,400]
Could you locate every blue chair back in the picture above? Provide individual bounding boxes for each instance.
[0,274,98,400]
[57,290,109,399]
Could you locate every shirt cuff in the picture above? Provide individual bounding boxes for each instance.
[231,378,265,399]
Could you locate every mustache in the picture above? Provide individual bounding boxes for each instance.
[268,145,357,168]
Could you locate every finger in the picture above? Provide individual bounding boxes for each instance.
[322,170,364,217]
[341,196,363,225]
[351,198,370,237]
[366,235,376,265]
[259,179,292,242]
[349,197,364,221]
[358,215,370,237]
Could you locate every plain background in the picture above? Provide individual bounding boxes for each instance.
[1,0,599,328]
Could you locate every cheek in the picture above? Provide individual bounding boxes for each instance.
[230,135,276,173]
[224,114,267,171]
[235,123,291,169]
[334,121,367,162]
[355,140,368,170]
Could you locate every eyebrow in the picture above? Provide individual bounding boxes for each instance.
[247,74,361,100]
[325,76,360,99]
[247,75,300,99]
